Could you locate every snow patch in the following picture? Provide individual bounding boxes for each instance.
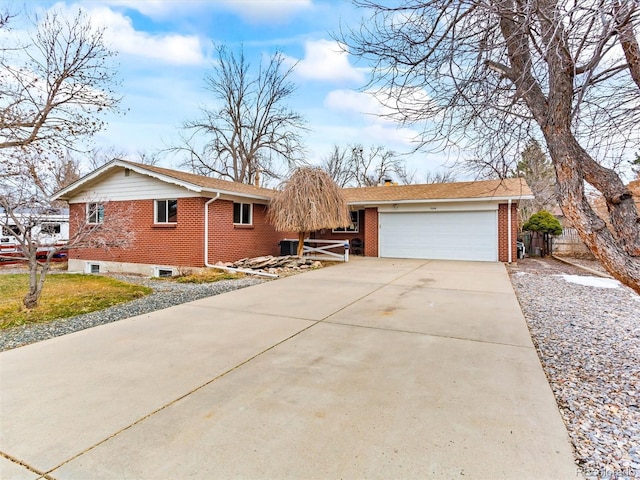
[557,275,621,289]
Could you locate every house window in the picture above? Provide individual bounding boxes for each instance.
[87,203,105,224]
[333,211,359,233]
[155,199,178,223]
[40,223,61,235]
[233,203,252,225]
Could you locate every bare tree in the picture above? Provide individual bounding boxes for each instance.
[321,144,415,186]
[345,1,640,294]
[0,8,127,308]
[1,178,134,309]
[351,144,409,186]
[174,45,306,185]
[0,10,120,158]
[423,171,457,184]
[320,145,356,187]
[268,167,351,256]
[82,146,161,171]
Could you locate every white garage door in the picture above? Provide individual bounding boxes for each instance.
[379,210,498,261]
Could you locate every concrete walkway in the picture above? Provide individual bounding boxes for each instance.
[0,258,577,479]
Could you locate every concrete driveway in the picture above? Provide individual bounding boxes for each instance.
[0,258,577,479]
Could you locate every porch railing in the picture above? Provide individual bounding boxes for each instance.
[283,238,350,262]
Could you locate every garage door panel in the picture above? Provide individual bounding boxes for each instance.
[379,211,497,261]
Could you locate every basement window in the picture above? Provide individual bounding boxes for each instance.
[85,263,100,274]
[233,203,252,225]
[154,267,174,278]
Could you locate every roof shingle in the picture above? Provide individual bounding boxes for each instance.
[125,161,277,198]
[342,178,533,203]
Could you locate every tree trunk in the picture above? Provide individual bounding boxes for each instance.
[297,231,306,257]
[543,129,640,293]
[24,253,40,309]
[23,250,50,309]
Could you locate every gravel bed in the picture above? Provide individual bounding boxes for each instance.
[509,258,640,479]
[0,275,266,352]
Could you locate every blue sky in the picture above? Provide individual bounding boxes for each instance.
[14,0,452,180]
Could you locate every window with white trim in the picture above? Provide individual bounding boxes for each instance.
[155,199,178,223]
[333,211,359,233]
[87,203,105,224]
[233,202,252,225]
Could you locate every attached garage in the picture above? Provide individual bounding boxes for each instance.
[379,209,498,262]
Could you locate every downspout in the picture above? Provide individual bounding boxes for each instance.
[507,199,512,264]
[203,193,277,278]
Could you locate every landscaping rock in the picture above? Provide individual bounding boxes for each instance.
[508,257,640,478]
[228,255,320,273]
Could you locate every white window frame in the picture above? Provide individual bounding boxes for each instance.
[333,211,359,233]
[155,199,178,224]
[233,202,253,225]
[87,203,105,224]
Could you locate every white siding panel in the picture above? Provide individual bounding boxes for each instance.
[69,170,197,203]
[379,211,497,261]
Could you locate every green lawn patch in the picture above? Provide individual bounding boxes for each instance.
[0,274,152,329]
[174,269,244,284]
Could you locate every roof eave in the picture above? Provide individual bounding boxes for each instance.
[203,188,272,201]
[346,194,535,206]
[51,159,205,201]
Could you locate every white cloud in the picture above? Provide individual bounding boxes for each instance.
[295,40,365,83]
[50,3,206,66]
[324,89,386,118]
[95,7,205,65]
[325,87,436,123]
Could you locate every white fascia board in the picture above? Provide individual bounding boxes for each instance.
[203,188,272,202]
[347,194,534,207]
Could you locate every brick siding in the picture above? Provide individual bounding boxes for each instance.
[363,207,378,257]
[69,199,519,267]
[69,198,293,267]
[498,202,519,262]
[207,200,292,263]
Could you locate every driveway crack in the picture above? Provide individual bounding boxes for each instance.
[0,450,55,480]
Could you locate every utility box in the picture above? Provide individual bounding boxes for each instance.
[279,240,298,256]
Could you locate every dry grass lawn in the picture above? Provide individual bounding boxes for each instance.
[0,274,152,329]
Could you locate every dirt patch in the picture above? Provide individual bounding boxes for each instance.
[508,256,593,276]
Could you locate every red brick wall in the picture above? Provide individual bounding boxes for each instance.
[69,198,294,267]
[69,198,205,267]
[207,200,293,263]
[363,207,378,257]
[498,202,519,262]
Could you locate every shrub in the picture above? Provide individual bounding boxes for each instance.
[522,210,563,235]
